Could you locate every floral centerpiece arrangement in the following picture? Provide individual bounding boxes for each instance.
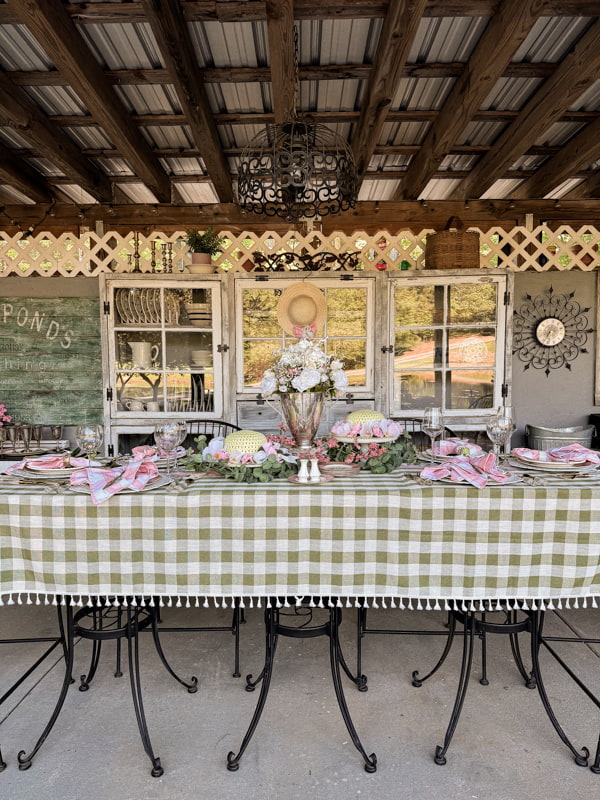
[259,328,348,398]
[182,432,297,483]
[315,430,418,474]
[258,329,349,450]
[0,403,11,426]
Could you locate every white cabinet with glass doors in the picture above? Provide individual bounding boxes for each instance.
[99,273,229,456]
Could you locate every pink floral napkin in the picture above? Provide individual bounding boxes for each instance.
[6,454,90,474]
[69,457,160,504]
[434,438,483,457]
[420,452,511,488]
[512,444,600,465]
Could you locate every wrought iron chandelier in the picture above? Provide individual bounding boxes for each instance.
[237,120,357,220]
[236,29,358,221]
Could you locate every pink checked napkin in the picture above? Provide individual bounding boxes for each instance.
[434,438,483,457]
[513,444,600,465]
[6,454,90,474]
[69,457,160,504]
[420,452,511,488]
[131,445,186,460]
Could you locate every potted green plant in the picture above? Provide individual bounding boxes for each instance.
[185,227,226,273]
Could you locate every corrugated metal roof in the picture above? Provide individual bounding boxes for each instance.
[0,23,53,70]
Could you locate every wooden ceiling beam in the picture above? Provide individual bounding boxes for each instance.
[562,172,600,200]
[1,1,597,25]
[0,71,113,202]
[139,0,233,202]
[8,0,172,203]
[396,0,543,201]
[266,0,296,124]
[46,108,600,127]
[351,0,428,180]
[7,61,559,89]
[2,199,600,234]
[0,144,56,204]
[512,117,600,199]
[452,18,600,201]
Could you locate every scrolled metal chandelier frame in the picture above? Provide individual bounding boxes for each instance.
[237,120,358,221]
[236,28,358,221]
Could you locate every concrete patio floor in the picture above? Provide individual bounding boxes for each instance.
[1,603,599,800]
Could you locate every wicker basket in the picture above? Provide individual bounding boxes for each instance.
[425,216,480,269]
[525,424,594,450]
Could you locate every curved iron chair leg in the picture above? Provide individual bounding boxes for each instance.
[150,603,198,693]
[17,600,75,771]
[529,610,589,767]
[338,627,368,692]
[591,734,600,774]
[227,607,277,770]
[79,607,103,691]
[126,606,164,777]
[412,611,457,687]
[328,609,377,772]
[231,599,245,678]
[434,611,476,765]
[508,610,536,688]
[478,612,489,685]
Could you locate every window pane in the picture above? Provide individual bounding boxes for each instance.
[395,285,445,326]
[242,289,280,337]
[395,329,443,369]
[327,288,367,336]
[243,339,281,387]
[447,370,494,410]
[330,338,366,386]
[394,372,442,409]
[447,328,496,368]
[448,284,497,324]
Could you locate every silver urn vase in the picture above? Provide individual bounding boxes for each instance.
[279,392,325,451]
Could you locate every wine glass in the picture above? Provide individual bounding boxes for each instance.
[485,413,505,460]
[31,424,43,451]
[50,425,63,453]
[422,407,444,461]
[75,425,104,467]
[494,406,516,460]
[154,422,180,475]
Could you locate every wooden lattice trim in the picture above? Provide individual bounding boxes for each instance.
[0,226,598,277]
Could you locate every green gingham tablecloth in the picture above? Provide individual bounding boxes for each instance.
[1,472,600,608]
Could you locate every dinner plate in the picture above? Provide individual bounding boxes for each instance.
[24,460,100,478]
[513,453,588,470]
[333,435,397,444]
[288,474,334,485]
[423,472,521,486]
[319,463,361,477]
[70,474,172,495]
[509,456,593,473]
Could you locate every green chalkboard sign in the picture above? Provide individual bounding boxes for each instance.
[0,297,103,425]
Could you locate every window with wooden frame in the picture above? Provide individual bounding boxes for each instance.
[234,276,376,398]
[388,272,511,420]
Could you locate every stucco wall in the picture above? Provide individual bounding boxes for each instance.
[511,270,597,446]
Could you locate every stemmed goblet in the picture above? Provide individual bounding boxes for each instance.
[422,407,444,462]
[75,425,104,467]
[50,425,63,453]
[154,422,180,476]
[487,406,516,461]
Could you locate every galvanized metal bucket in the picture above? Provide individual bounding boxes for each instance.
[525,424,595,450]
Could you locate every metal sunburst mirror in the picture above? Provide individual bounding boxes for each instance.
[513,286,593,376]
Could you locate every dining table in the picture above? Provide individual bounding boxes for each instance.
[1,464,600,775]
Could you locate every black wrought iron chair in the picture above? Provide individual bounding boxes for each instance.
[18,596,197,777]
[227,598,377,774]
[156,420,246,678]
[410,604,590,768]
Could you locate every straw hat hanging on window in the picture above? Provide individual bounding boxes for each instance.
[276,282,327,336]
